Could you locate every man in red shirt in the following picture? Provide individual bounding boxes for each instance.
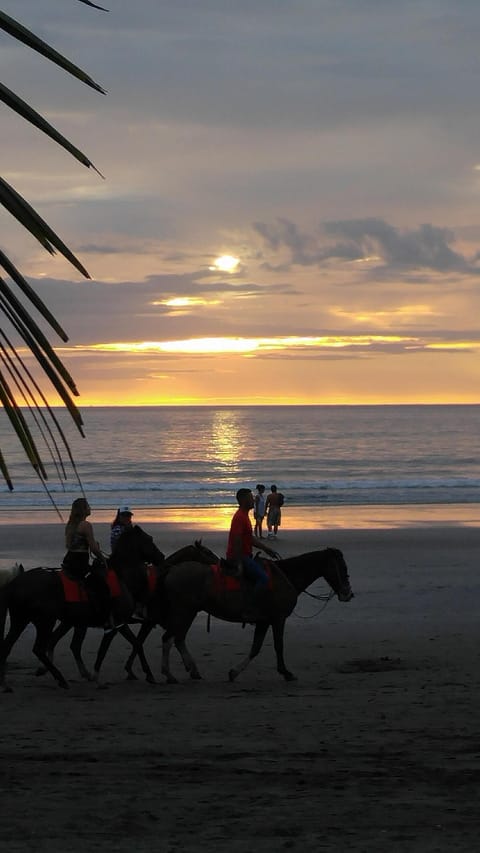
[226,488,278,596]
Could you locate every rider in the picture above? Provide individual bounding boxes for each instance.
[226,488,278,614]
[110,505,164,620]
[62,497,114,629]
[110,505,134,551]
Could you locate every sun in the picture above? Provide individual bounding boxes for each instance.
[210,254,240,273]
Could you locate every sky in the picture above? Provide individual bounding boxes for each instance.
[3,0,480,406]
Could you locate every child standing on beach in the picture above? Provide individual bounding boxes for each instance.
[254,484,266,538]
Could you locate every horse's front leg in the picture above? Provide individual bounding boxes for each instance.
[272,617,296,681]
[124,621,155,681]
[228,621,270,682]
[119,623,156,684]
[92,629,117,687]
[69,625,92,680]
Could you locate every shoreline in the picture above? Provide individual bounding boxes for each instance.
[1,501,480,530]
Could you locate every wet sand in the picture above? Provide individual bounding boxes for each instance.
[1,523,480,852]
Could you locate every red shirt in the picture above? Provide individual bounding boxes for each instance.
[226,508,253,559]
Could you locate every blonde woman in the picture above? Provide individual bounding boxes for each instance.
[62,498,112,628]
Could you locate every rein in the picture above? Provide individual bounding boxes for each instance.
[294,588,335,619]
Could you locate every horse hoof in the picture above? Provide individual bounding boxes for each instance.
[189,671,202,680]
[2,685,13,693]
[35,667,47,677]
[283,671,297,682]
[146,675,156,685]
[228,669,238,682]
[58,680,69,690]
[165,674,179,684]
[125,671,138,681]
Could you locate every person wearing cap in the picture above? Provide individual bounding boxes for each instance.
[110,506,134,552]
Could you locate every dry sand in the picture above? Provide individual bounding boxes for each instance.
[1,522,480,852]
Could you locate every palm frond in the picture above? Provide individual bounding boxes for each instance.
[0,11,107,93]
[1,3,106,494]
[0,83,105,177]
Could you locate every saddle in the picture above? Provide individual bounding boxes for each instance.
[59,567,121,604]
[213,560,274,594]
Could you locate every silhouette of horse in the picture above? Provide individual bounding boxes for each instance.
[36,535,218,684]
[94,538,219,682]
[0,526,164,692]
[154,547,353,683]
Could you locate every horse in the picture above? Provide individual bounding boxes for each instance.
[35,535,218,685]
[0,526,165,692]
[154,547,353,683]
[93,538,220,683]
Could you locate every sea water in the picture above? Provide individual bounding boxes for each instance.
[1,405,480,528]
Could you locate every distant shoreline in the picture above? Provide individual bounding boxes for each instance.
[1,502,479,530]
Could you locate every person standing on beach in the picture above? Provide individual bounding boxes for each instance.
[253,484,266,538]
[226,488,278,609]
[62,497,113,628]
[265,484,284,539]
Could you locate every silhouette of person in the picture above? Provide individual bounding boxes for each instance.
[253,484,266,538]
[265,484,284,539]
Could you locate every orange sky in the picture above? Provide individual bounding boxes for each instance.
[3,3,480,407]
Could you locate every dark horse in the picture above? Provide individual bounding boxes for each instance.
[93,538,219,683]
[0,526,165,692]
[35,535,218,685]
[128,546,354,683]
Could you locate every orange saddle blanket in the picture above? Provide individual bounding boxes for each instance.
[60,568,121,603]
[210,562,273,595]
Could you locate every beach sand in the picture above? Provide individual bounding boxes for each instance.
[1,522,480,852]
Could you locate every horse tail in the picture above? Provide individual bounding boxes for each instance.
[0,582,11,641]
[0,563,23,640]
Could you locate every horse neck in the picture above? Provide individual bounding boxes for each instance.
[277,550,332,593]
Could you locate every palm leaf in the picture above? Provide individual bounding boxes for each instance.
[0,250,68,340]
[0,82,104,177]
[1,2,106,493]
[0,178,91,278]
[0,11,107,93]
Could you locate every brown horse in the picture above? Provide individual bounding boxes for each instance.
[0,563,154,692]
[149,547,353,683]
[35,537,219,685]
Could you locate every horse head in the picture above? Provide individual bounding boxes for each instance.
[325,548,354,601]
[193,539,219,565]
[111,525,165,570]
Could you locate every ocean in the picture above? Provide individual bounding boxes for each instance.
[1,404,480,528]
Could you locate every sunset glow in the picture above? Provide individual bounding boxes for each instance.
[4,4,480,409]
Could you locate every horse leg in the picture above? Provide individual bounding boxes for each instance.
[272,617,296,681]
[35,621,72,677]
[162,612,201,683]
[0,615,30,693]
[69,626,93,680]
[118,623,156,684]
[175,618,202,680]
[92,624,156,686]
[228,621,270,682]
[161,632,178,684]
[123,622,154,680]
[92,629,117,687]
[32,620,69,689]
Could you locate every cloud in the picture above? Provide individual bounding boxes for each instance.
[254,217,479,274]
